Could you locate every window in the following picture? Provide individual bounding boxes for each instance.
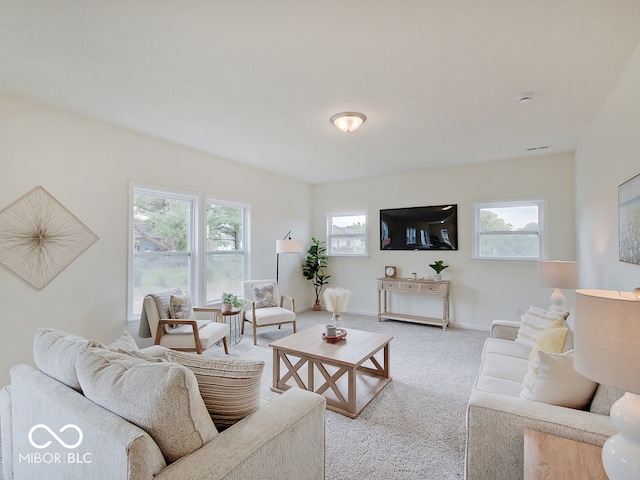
[204,200,246,302]
[129,186,248,320]
[327,212,368,256]
[130,188,196,318]
[474,200,544,260]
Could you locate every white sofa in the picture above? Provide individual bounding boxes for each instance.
[0,328,326,480]
[465,318,622,480]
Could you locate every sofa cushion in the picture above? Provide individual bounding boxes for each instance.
[520,350,598,409]
[483,337,531,360]
[590,384,625,415]
[75,346,218,463]
[33,327,100,391]
[515,306,569,348]
[528,321,568,362]
[165,351,264,429]
[480,352,530,384]
[107,331,140,352]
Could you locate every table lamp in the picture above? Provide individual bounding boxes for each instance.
[275,230,302,283]
[574,289,640,480]
[538,260,579,312]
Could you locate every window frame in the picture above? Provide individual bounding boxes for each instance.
[128,183,249,322]
[473,199,546,261]
[326,211,369,257]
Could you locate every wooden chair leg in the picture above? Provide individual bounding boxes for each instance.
[222,336,229,354]
[241,318,245,334]
[253,323,257,345]
[293,320,297,333]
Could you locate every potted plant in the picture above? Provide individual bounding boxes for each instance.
[429,260,449,280]
[221,292,244,313]
[302,237,330,310]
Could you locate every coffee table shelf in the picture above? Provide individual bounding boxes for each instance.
[269,324,393,418]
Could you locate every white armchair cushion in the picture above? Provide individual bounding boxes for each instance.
[244,306,296,326]
[166,351,264,429]
[75,346,218,463]
[158,321,229,350]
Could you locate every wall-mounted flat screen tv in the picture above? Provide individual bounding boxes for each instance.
[380,204,458,250]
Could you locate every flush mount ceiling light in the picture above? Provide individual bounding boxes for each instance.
[330,112,366,132]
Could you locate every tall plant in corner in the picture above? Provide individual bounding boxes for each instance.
[302,237,330,311]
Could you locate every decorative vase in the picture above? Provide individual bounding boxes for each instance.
[313,300,321,311]
[433,274,442,281]
[222,302,232,313]
[332,312,341,331]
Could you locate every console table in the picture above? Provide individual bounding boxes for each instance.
[377,277,450,329]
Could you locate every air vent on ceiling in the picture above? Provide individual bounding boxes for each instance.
[526,146,549,152]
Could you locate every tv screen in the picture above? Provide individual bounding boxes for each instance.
[380,205,458,250]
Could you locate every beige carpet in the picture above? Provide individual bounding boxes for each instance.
[216,310,488,480]
[0,311,488,480]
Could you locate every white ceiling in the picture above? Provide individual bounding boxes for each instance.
[1,1,640,184]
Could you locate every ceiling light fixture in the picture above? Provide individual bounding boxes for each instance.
[330,112,366,132]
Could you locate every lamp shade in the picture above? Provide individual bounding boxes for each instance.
[276,239,302,254]
[574,289,640,394]
[538,260,578,289]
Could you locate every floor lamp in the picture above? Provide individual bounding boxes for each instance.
[538,260,579,312]
[276,231,302,283]
[574,289,640,480]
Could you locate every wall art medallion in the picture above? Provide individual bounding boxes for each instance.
[0,186,99,290]
[619,173,640,265]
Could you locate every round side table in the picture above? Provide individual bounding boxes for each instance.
[220,309,243,345]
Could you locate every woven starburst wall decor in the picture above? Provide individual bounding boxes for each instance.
[0,186,98,290]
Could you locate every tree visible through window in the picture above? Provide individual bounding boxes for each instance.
[129,187,247,320]
[475,201,543,259]
[205,201,245,303]
[132,191,194,316]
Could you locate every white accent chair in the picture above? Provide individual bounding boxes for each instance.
[242,279,296,345]
[143,289,230,354]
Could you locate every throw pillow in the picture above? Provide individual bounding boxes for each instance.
[33,327,100,391]
[166,350,264,429]
[251,283,278,308]
[520,350,598,409]
[170,292,196,320]
[528,320,569,362]
[515,306,569,349]
[75,346,217,463]
[107,331,140,352]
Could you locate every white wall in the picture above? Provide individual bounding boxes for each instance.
[576,43,640,290]
[312,152,576,330]
[0,93,312,386]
